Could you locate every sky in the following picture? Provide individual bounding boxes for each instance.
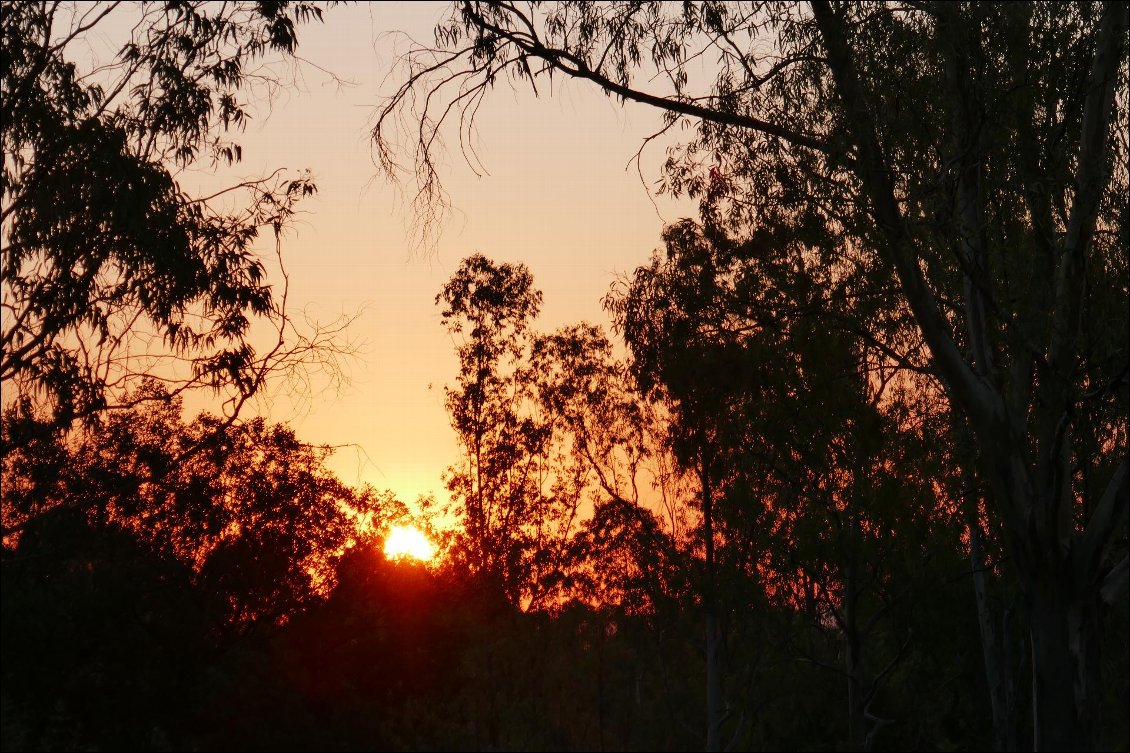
[176,2,697,506]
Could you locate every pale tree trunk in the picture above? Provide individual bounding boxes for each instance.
[968,505,1019,751]
[980,447,1123,752]
[811,3,1129,750]
[839,548,896,752]
[1025,567,1105,751]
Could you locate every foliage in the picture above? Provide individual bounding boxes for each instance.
[0,365,1124,752]
[608,218,962,749]
[376,3,1129,748]
[2,383,400,627]
[437,255,700,613]
[529,322,692,612]
[2,2,1128,750]
[1,1,343,435]
[436,253,551,603]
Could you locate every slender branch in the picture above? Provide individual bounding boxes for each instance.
[462,1,833,154]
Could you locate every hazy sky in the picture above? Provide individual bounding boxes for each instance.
[201,2,696,505]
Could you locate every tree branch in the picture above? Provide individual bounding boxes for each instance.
[811,0,999,452]
[462,1,833,154]
[1079,456,1129,579]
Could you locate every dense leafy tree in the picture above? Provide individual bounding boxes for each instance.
[437,253,556,604]
[376,3,1129,748]
[608,219,950,750]
[2,383,400,628]
[5,1,1129,749]
[765,332,945,751]
[1,0,344,439]
[1,388,416,750]
[529,322,691,608]
[2,510,207,750]
[607,221,756,751]
[0,337,1120,751]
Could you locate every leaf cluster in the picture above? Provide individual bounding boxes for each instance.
[2,1,332,431]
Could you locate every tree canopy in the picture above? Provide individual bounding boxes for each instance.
[375,3,1128,749]
[1,1,347,439]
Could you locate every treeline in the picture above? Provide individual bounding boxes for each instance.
[2,1,1127,750]
[3,241,1126,751]
[376,4,1130,750]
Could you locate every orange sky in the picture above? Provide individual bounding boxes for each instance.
[174,3,695,507]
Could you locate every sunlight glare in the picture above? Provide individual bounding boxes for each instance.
[383,525,436,562]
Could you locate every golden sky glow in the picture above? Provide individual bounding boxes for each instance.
[383,525,436,562]
[164,3,695,508]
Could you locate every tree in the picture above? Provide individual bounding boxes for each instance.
[952,417,1024,751]
[438,255,692,616]
[767,330,944,752]
[437,253,553,604]
[2,382,397,630]
[375,3,1128,748]
[529,322,691,606]
[608,220,764,752]
[1,506,208,750]
[609,219,952,750]
[1,386,408,749]
[1,1,353,444]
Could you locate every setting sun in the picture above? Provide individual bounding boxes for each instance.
[383,525,436,562]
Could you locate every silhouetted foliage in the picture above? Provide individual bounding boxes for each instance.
[1,1,339,437]
[1,372,1124,751]
[376,2,1128,749]
[3,2,1128,751]
[436,253,550,603]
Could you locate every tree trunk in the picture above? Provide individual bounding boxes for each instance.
[1027,579,1103,752]
[968,496,1018,750]
[701,450,724,753]
[706,609,723,753]
[812,4,1126,750]
[842,557,867,752]
[845,637,865,752]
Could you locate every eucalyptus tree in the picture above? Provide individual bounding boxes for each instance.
[1,384,402,749]
[375,3,1129,748]
[529,322,690,606]
[609,219,950,750]
[1,1,349,447]
[608,220,774,751]
[764,326,948,752]
[437,254,554,604]
[440,256,686,611]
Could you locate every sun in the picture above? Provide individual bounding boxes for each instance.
[383,525,436,562]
